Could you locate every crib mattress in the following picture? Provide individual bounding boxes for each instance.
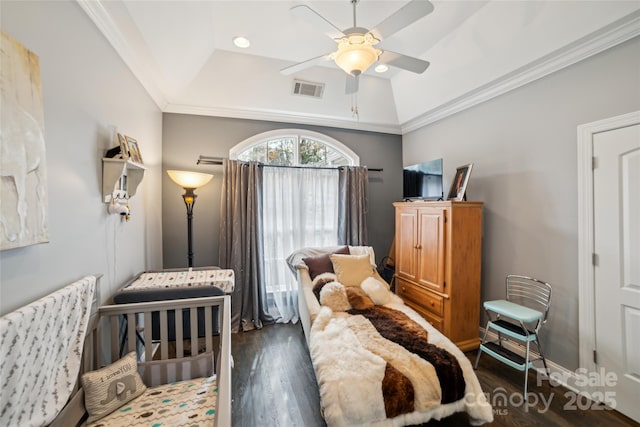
[82,375,217,427]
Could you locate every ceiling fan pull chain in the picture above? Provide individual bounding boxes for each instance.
[351,93,359,120]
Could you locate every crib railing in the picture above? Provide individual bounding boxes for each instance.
[97,295,232,427]
[51,294,231,427]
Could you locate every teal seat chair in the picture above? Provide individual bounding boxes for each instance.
[474,274,552,398]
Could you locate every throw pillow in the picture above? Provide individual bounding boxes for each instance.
[330,253,375,287]
[81,352,146,423]
[312,272,338,302]
[361,276,392,305]
[303,246,350,280]
[319,282,352,312]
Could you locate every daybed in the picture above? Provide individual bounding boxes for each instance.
[0,275,231,427]
[287,246,494,427]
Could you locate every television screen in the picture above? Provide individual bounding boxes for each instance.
[403,158,443,200]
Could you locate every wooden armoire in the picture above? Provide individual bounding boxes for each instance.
[393,200,483,351]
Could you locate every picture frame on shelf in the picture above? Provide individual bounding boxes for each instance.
[125,135,143,164]
[447,163,473,201]
[117,133,130,160]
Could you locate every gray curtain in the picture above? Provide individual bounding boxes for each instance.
[338,166,369,246]
[219,159,273,332]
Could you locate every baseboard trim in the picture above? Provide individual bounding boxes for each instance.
[478,327,581,395]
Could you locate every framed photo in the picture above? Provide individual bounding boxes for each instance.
[125,135,143,164]
[117,133,129,160]
[447,163,473,201]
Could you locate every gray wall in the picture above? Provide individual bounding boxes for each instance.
[0,1,163,314]
[403,36,640,370]
[162,114,402,269]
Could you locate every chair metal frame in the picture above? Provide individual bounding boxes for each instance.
[475,274,552,398]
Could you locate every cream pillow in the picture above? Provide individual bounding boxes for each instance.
[330,253,375,287]
[81,352,146,423]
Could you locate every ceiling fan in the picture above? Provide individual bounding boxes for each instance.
[281,0,434,94]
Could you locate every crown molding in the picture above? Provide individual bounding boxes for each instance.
[77,0,168,110]
[401,11,640,134]
[163,103,402,135]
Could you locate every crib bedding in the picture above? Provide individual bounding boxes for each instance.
[83,375,217,427]
[287,246,493,427]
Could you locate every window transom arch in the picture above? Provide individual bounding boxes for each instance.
[229,129,359,167]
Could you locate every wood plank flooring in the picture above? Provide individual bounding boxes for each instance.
[231,323,637,427]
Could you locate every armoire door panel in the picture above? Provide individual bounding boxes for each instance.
[417,208,445,292]
[396,209,418,280]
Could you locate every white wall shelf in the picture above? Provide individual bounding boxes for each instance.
[102,158,146,203]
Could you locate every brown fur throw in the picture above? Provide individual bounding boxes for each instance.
[348,306,465,404]
[381,363,415,418]
[345,287,375,310]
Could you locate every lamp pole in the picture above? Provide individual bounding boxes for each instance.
[181,188,197,268]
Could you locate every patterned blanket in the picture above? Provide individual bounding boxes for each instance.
[309,284,493,426]
[0,276,96,427]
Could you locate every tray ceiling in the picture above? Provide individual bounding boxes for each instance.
[78,0,640,134]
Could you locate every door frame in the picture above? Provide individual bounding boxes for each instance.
[577,110,640,380]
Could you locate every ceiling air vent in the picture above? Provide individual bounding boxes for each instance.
[292,79,324,99]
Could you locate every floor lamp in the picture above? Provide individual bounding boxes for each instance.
[167,170,213,267]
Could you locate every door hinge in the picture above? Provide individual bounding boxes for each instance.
[592,253,598,266]
[593,349,597,364]
[592,156,598,169]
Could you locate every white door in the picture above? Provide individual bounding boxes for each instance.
[593,123,640,422]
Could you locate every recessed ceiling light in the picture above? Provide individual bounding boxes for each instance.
[375,64,389,73]
[233,36,251,49]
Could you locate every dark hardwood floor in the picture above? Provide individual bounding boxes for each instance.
[231,323,637,427]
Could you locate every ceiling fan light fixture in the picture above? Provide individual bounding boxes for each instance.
[233,36,251,48]
[332,33,381,76]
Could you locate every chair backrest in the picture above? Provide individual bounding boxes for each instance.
[505,274,552,323]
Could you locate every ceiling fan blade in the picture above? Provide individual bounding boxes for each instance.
[378,50,430,74]
[280,53,331,75]
[370,0,434,40]
[345,75,359,94]
[291,4,345,39]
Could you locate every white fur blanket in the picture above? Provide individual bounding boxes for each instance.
[309,302,494,427]
[0,276,96,426]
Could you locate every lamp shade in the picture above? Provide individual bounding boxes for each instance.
[167,170,213,189]
[333,33,381,76]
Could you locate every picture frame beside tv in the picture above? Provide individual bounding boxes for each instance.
[447,163,473,201]
[403,158,443,200]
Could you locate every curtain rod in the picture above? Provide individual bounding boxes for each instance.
[197,155,382,172]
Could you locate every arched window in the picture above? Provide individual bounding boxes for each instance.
[230,129,359,167]
[229,130,359,323]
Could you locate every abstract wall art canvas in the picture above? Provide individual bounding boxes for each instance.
[1,31,49,250]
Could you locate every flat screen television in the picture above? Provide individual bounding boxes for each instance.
[403,158,443,200]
